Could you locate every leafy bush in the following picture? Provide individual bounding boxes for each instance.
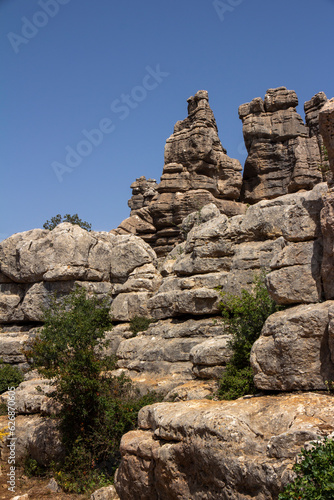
[217,273,281,400]
[129,316,153,336]
[0,362,24,394]
[279,437,334,499]
[43,213,92,231]
[24,287,161,493]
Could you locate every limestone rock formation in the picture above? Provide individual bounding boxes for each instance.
[114,90,245,256]
[319,97,334,174]
[114,317,228,394]
[239,87,327,203]
[250,301,334,391]
[0,223,157,324]
[114,393,334,500]
[0,414,63,466]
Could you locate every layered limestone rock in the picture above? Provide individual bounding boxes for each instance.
[239,87,327,203]
[251,301,334,391]
[114,90,245,256]
[113,317,231,394]
[114,393,334,500]
[0,223,158,325]
[319,97,334,175]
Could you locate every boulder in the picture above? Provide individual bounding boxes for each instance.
[91,485,120,500]
[114,393,334,500]
[1,378,59,415]
[189,335,232,379]
[250,301,334,391]
[0,415,63,466]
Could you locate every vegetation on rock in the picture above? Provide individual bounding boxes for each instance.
[24,287,160,493]
[279,437,334,499]
[43,213,92,231]
[0,361,24,394]
[217,273,281,400]
[129,316,154,337]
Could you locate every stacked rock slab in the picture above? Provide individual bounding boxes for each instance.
[115,394,334,500]
[239,87,327,203]
[114,90,245,256]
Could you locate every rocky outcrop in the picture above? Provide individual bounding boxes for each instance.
[0,414,63,466]
[239,87,327,203]
[114,393,334,500]
[1,87,334,500]
[113,317,231,394]
[250,301,334,391]
[319,98,334,174]
[0,223,157,324]
[114,90,245,256]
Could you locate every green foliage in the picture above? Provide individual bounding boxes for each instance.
[25,287,161,493]
[129,316,153,337]
[43,213,92,231]
[0,362,24,394]
[279,437,334,499]
[217,273,281,400]
[24,457,48,478]
[218,365,255,401]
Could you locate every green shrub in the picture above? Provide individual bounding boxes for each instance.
[0,362,24,394]
[43,213,92,231]
[217,273,281,400]
[279,437,334,499]
[24,287,161,493]
[129,316,153,337]
[24,457,48,478]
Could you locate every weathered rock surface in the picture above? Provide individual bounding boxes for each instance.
[321,189,334,299]
[0,414,63,466]
[189,335,232,379]
[114,393,334,500]
[115,317,226,394]
[251,301,334,391]
[319,97,334,174]
[114,91,245,256]
[0,330,31,369]
[1,377,59,415]
[0,223,157,323]
[91,485,120,500]
[239,87,327,203]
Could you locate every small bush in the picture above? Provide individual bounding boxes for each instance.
[217,273,281,400]
[279,437,334,499]
[0,362,24,394]
[24,287,161,493]
[43,213,92,231]
[24,457,48,478]
[129,316,153,337]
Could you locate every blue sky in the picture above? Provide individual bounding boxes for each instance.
[1,0,333,240]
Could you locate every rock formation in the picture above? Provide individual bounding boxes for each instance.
[114,394,334,499]
[239,87,327,203]
[319,97,334,174]
[1,87,334,500]
[113,90,245,256]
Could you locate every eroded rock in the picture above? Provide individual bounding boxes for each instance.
[251,301,334,391]
[114,393,334,500]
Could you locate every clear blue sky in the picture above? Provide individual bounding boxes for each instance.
[1,0,333,240]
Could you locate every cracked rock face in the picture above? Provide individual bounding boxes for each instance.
[114,393,334,500]
[0,223,157,323]
[319,97,334,175]
[239,87,327,203]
